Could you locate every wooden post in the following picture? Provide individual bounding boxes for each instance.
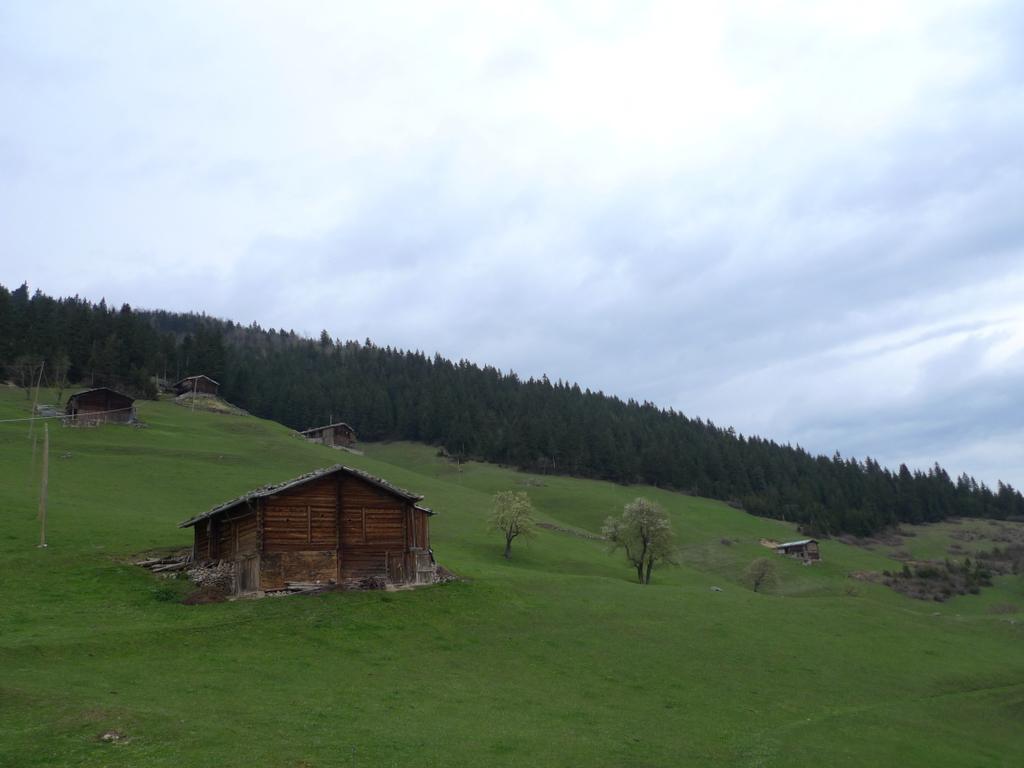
[28,360,45,441]
[27,432,37,492]
[38,424,49,548]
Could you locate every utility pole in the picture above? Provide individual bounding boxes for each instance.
[38,423,49,548]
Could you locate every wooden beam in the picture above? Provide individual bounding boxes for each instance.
[335,476,343,584]
[37,424,49,548]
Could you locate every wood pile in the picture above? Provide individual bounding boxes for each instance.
[266,582,332,596]
[135,553,191,573]
[186,560,236,593]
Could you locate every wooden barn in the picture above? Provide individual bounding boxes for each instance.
[65,387,136,425]
[775,538,821,562]
[174,374,219,397]
[301,421,357,447]
[179,465,435,594]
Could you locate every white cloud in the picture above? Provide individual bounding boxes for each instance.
[1,0,1022,485]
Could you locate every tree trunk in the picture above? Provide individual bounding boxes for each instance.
[644,558,654,584]
[637,538,649,584]
[503,537,513,559]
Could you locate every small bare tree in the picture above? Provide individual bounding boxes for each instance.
[490,491,536,559]
[51,352,71,404]
[745,558,779,593]
[13,355,43,399]
[603,497,678,584]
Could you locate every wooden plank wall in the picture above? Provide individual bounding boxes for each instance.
[194,523,210,559]
[339,475,407,584]
[259,476,340,590]
[413,509,430,550]
[70,390,134,423]
[260,551,337,590]
[262,476,338,552]
[196,509,257,560]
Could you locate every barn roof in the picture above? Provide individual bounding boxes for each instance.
[300,421,355,435]
[178,464,431,528]
[174,374,220,386]
[66,387,136,406]
[777,539,816,548]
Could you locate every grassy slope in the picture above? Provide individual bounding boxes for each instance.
[1,388,1022,767]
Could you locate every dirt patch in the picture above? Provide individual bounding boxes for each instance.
[838,530,907,548]
[849,571,882,583]
[434,565,461,584]
[536,521,604,542]
[182,586,230,605]
[879,560,994,602]
[951,529,985,543]
[136,550,236,603]
[171,392,249,415]
[989,603,1020,615]
[977,543,1024,575]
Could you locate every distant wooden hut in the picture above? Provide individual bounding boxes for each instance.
[775,539,820,562]
[301,421,357,447]
[179,465,435,594]
[65,387,136,425]
[174,374,219,397]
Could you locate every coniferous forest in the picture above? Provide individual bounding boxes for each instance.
[2,281,1022,536]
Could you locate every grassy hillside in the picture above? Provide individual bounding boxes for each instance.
[1,388,1022,767]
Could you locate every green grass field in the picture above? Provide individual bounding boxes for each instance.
[1,388,1023,767]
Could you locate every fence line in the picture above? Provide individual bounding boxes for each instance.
[0,406,134,424]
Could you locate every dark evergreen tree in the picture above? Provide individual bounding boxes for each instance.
[2,281,1021,536]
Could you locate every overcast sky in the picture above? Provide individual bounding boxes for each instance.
[2,1,1022,486]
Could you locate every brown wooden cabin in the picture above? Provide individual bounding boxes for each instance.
[179,465,435,594]
[300,421,357,447]
[174,374,219,396]
[65,387,136,425]
[775,539,821,562]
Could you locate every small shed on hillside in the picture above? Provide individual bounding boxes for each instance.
[775,539,820,562]
[174,374,219,397]
[179,465,435,594]
[301,421,357,447]
[65,388,136,425]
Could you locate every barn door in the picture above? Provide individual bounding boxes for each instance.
[238,556,259,594]
[385,551,405,584]
[413,549,435,584]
